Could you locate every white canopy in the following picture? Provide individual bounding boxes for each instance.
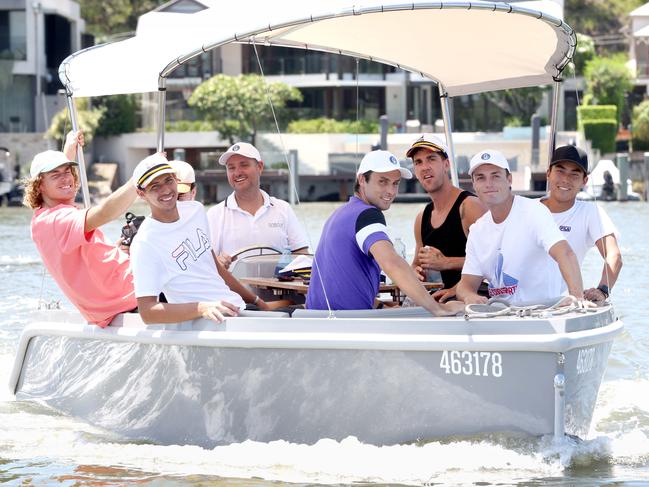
[60,0,575,98]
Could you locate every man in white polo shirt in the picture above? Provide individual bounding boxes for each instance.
[207,142,309,269]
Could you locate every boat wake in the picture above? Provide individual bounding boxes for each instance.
[0,255,42,267]
[1,377,647,487]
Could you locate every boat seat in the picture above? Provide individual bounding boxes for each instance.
[291,306,433,318]
[238,309,290,318]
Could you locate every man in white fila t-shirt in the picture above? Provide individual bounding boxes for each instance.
[129,154,270,324]
[207,142,309,269]
[541,145,622,303]
[456,149,591,307]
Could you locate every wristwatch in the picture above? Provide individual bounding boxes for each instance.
[597,284,609,298]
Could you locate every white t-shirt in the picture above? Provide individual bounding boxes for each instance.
[207,190,309,257]
[542,199,619,264]
[463,195,566,305]
[130,200,245,308]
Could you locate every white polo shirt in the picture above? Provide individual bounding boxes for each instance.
[207,190,309,258]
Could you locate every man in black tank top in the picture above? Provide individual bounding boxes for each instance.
[407,134,486,302]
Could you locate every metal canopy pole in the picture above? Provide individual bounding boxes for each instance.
[157,79,167,152]
[65,91,90,207]
[440,86,459,187]
[547,78,562,165]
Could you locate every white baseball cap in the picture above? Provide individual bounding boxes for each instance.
[218,142,262,165]
[468,149,511,176]
[170,160,195,193]
[133,153,176,190]
[406,134,449,158]
[357,150,412,179]
[30,150,77,178]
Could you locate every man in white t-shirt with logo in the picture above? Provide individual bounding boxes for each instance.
[207,142,308,269]
[541,145,622,302]
[456,149,589,306]
[130,154,270,324]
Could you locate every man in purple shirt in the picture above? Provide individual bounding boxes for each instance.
[307,150,464,316]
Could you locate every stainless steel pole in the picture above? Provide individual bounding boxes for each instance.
[547,79,562,165]
[157,80,167,152]
[65,92,90,207]
[440,87,458,187]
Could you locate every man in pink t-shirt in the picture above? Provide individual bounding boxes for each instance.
[24,131,138,327]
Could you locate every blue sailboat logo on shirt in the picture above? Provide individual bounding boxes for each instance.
[488,251,519,298]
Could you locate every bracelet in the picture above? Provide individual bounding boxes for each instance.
[597,284,609,298]
[253,295,260,305]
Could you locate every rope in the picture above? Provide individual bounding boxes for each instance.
[251,39,335,317]
[37,114,71,310]
[570,69,613,296]
[355,57,360,170]
[463,296,600,320]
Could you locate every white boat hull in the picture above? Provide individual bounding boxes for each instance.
[10,307,621,447]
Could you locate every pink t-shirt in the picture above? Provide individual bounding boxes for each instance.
[31,204,136,327]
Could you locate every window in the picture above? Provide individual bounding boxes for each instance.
[0,10,27,60]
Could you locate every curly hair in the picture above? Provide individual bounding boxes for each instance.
[23,165,80,210]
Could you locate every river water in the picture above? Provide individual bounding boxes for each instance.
[1,201,648,486]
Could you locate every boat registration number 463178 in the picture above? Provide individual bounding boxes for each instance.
[439,351,503,377]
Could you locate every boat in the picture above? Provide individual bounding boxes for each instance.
[10,0,623,447]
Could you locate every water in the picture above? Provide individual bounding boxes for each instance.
[1,201,649,486]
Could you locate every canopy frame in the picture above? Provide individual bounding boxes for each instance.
[58,1,576,206]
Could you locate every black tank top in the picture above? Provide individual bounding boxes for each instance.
[421,190,473,288]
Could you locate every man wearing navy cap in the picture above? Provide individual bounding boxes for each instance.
[541,145,622,302]
[306,150,464,315]
[457,149,590,307]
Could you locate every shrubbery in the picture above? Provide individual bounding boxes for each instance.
[287,118,382,134]
[632,100,649,151]
[578,105,618,155]
[165,120,215,132]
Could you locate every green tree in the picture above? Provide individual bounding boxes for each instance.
[188,74,303,144]
[79,0,163,39]
[46,98,104,147]
[95,95,138,136]
[483,87,547,125]
[564,0,644,54]
[583,54,633,123]
[632,100,649,151]
[572,34,596,75]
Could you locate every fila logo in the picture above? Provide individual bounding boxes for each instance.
[172,228,211,270]
[559,225,571,232]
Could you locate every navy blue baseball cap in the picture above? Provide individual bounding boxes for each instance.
[550,145,588,174]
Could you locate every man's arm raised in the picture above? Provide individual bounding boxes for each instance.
[62,130,138,233]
